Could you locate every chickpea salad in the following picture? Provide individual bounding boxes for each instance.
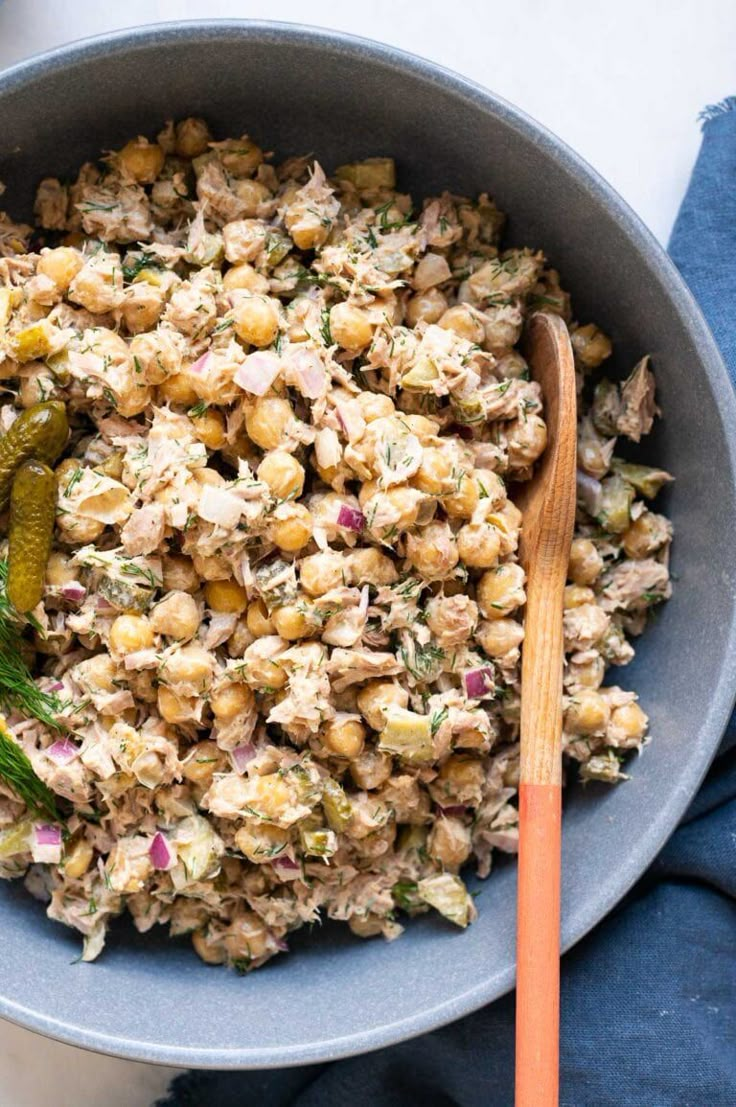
[0,119,673,969]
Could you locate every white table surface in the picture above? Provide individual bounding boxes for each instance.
[0,1,734,1103]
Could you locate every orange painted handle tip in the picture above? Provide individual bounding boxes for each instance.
[515,782,562,1107]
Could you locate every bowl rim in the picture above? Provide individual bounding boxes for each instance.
[2,17,736,1070]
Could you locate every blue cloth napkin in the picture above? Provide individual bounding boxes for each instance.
[161,106,736,1107]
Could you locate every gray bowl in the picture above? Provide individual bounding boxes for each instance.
[0,20,735,1070]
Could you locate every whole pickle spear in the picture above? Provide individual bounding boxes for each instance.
[7,460,57,613]
[0,401,68,511]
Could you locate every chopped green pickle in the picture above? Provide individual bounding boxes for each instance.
[417,873,474,928]
[7,460,57,613]
[0,401,68,511]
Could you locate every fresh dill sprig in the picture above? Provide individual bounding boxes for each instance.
[0,561,64,731]
[0,727,61,821]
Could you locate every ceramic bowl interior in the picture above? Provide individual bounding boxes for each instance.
[0,20,735,1069]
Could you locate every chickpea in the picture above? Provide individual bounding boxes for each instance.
[245,395,294,450]
[37,247,84,293]
[349,747,393,790]
[162,643,213,690]
[356,681,409,730]
[355,391,395,423]
[222,262,269,294]
[329,302,373,350]
[566,650,602,686]
[622,512,670,560]
[220,139,263,178]
[151,591,200,640]
[475,617,524,657]
[109,614,154,655]
[234,822,291,864]
[192,929,226,965]
[406,521,459,581]
[64,838,94,879]
[257,450,305,500]
[175,116,212,158]
[272,604,311,641]
[45,550,77,587]
[233,294,280,347]
[269,502,313,552]
[182,740,228,785]
[564,689,608,735]
[365,486,421,537]
[480,510,518,557]
[57,513,106,545]
[477,563,526,619]
[443,472,479,519]
[405,288,448,327]
[246,599,275,637]
[191,407,226,450]
[347,547,398,586]
[118,137,165,184]
[76,653,117,693]
[162,554,200,594]
[609,701,647,743]
[157,686,197,724]
[224,912,270,962]
[244,773,291,820]
[242,651,288,690]
[210,682,254,720]
[192,552,231,581]
[401,414,440,442]
[205,578,248,615]
[434,755,484,805]
[457,522,502,569]
[439,304,485,344]
[322,716,366,760]
[428,816,472,870]
[506,414,547,469]
[568,537,604,585]
[473,469,507,509]
[297,550,343,597]
[564,584,596,610]
[158,373,199,406]
[413,447,455,495]
[570,323,612,370]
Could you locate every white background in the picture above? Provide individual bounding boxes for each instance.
[0,1,734,1104]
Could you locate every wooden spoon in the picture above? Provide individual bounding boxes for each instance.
[514,312,578,1107]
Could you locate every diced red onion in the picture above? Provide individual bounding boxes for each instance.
[48,681,65,693]
[273,855,300,872]
[336,504,365,532]
[188,351,212,377]
[230,743,256,775]
[437,804,469,818]
[149,831,174,871]
[290,348,325,399]
[234,350,281,395]
[576,469,603,517]
[46,738,79,765]
[59,583,87,603]
[464,667,494,698]
[32,823,62,864]
[35,823,62,846]
[274,936,289,952]
[95,595,114,611]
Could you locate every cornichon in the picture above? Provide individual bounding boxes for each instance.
[0,402,68,511]
[7,460,57,613]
